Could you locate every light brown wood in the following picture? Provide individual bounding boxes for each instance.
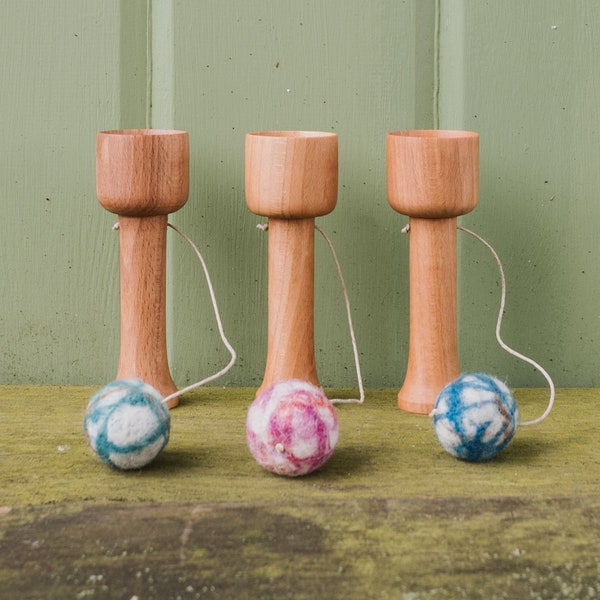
[260,218,318,394]
[401,217,460,412]
[387,130,479,414]
[245,131,338,395]
[96,129,189,408]
[115,214,178,403]
[387,130,479,218]
[97,129,189,216]
[245,131,337,218]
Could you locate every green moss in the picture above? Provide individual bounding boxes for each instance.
[0,386,598,505]
[1,386,599,597]
[1,498,599,599]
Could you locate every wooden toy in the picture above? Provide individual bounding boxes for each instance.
[245,131,338,396]
[387,130,479,414]
[96,129,189,408]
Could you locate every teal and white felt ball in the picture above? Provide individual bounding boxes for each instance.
[84,379,170,470]
[431,373,518,462]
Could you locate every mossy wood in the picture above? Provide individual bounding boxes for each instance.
[1,386,598,598]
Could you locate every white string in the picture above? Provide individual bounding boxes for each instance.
[314,225,365,404]
[457,225,555,426]
[159,223,237,404]
[257,222,365,404]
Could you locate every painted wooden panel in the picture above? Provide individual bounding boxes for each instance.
[0,1,148,384]
[158,0,433,388]
[1,0,597,389]
[440,0,600,386]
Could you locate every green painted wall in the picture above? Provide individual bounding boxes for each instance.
[0,0,597,389]
[0,1,145,384]
[441,1,600,387]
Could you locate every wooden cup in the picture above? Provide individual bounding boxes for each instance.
[387,130,479,414]
[96,129,189,408]
[245,131,338,396]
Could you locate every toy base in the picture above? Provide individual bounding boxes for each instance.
[397,366,460,414]
[165,395,180,410]
[397,386,438,415]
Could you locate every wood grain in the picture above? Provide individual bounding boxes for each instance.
[387,130,479,218]
[245,132,337,394]
[400,217,460,413]
[245,131,338,219]
[387,130,478,413]
[96,129,189,217]
[2,496,599,599]
[260,218,319,394]
[96,130,189,406]
[115,214,177,400]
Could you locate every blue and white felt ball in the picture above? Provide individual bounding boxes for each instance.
[431,373,518,462]
[84,379,170,470]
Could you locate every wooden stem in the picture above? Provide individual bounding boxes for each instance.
[257,217,318,396]
[397,217,460,414]
[116,214,179,407]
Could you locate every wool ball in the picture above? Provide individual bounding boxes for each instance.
[246,379,339,477]
[431,373,518,462]
[84,378,170,470]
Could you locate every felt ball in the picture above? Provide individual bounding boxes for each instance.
[431,373,518,462]
[246,379,339,477]
[84,378,170,470]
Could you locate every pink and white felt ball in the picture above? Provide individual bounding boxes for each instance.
[246,379,339,477]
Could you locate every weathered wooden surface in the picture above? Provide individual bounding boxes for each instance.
[1,386,599,598]
[1,386,598,503]
[1,497,599,599]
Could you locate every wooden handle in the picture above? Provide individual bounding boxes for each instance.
[387,130,479,414]
[96,129,189,408]
[116,215,178,406]
[398,217,460,413]
[257,218,319,395]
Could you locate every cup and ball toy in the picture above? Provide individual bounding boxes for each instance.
[96,129,189,409]
[387,129,480,415]
[87,130,186,470]
[387,130,554,461]
[244,131,340,476]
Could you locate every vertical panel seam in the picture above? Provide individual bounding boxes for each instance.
[150,0,176,128]
[433,0,441,129]
[146,0,152,127]
[118,0,150,129]
[149,0,177,369]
